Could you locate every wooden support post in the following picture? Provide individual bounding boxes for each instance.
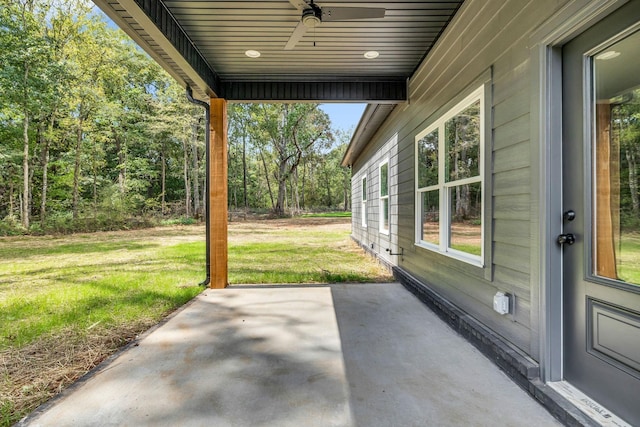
[595,103,618,279]
[209,98,228,288]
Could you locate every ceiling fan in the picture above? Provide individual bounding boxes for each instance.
[284,0,386,50]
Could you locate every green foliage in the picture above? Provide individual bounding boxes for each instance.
[0,216,26,236]
[0,2,354,234]
[0,0,206,231]
[228,104,352,215]
[160,217,197,226]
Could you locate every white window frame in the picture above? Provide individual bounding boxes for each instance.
[379,160,390,235]
[361,175,368,228]
[415,86,485,266]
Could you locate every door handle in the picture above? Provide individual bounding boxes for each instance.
[557,233,576,245]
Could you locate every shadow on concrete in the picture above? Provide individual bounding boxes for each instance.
[22,283,560,427]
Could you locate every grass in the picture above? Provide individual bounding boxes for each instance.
[617,232,640,285]
[0,226,205,425]
[0,217,391,426]
[227,218,388,284]
[301,211,352,218]
[449,243,482,256]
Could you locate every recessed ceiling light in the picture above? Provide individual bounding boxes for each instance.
[595,50,620,60]
[364,51,379,59]
[245,49,261,58]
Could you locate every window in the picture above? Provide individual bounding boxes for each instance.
[361,175,367,227]
[415,86,485,264]
[380,161,389,234]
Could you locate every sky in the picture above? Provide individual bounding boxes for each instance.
[319,103,366,135]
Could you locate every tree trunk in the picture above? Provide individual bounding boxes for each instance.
[324,169,332,207]
[242,132,248,211]
[40,120,50,222]
[191,121,200,217]
[22,106,30,228]
[454,185,470,220]
[275,159,288,216]
[9,176,15,219]
[72,116,84,220]
[161,141,166,215]
[114,131,126,195]
[343,169,350,211]
[300,161,307,210]
[91,138,99,218]
[182,137,191,217]
[291,167,300,213]
[259,149,275,211]
[626,148,639,216]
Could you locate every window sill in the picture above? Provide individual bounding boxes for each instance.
[415,242,484,269]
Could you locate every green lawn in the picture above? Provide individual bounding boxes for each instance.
[228,219,385,284]
[0,233,204,350]
[301,211,352,218]
[617,232,640,285]
[0,218,390,426]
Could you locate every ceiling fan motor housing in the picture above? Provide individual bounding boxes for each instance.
[302,4,322,27]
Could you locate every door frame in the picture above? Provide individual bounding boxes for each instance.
[528,0,628,382]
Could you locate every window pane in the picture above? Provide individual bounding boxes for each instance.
[445,101,481,182]
[449,182,482,256]
[421,190,439,245]
[382,198,389,231]
[593,30,640,286]
[418,130,439,188]
[380,163,388,197]
[362,177,367,200]
[362,202,367,227]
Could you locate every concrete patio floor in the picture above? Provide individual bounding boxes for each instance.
[22,283,560,427]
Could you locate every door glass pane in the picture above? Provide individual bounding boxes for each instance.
[445,101,481,182]
[421,190,439,245]
[449,182,482,256]
[593,29,640,286]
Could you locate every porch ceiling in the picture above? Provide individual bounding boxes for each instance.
[92,0,463,103]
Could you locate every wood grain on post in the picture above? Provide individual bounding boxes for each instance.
[595,103,618,279]
[209,98,229,288]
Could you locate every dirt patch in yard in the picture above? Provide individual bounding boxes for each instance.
[229,215,351,233]
[1,320,156,425]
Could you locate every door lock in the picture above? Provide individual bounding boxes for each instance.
[557,233,576,245]
[563,210,576,222]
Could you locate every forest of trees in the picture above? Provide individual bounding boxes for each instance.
[0,0,351,236]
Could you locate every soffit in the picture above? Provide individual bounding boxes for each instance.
[93,0,463,102]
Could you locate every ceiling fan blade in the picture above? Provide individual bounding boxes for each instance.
[288,0,308,11]
[284,21,308,50]
[321,7,385,21]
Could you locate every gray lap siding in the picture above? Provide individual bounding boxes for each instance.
[350,0,572,360]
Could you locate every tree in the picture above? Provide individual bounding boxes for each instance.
[251,104,333,216]
[0,0,354,234]
[0,0,52,227]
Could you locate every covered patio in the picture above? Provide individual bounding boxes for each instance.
[33,0,621,425]
[90,0,462,289]
[20,283,560,426]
